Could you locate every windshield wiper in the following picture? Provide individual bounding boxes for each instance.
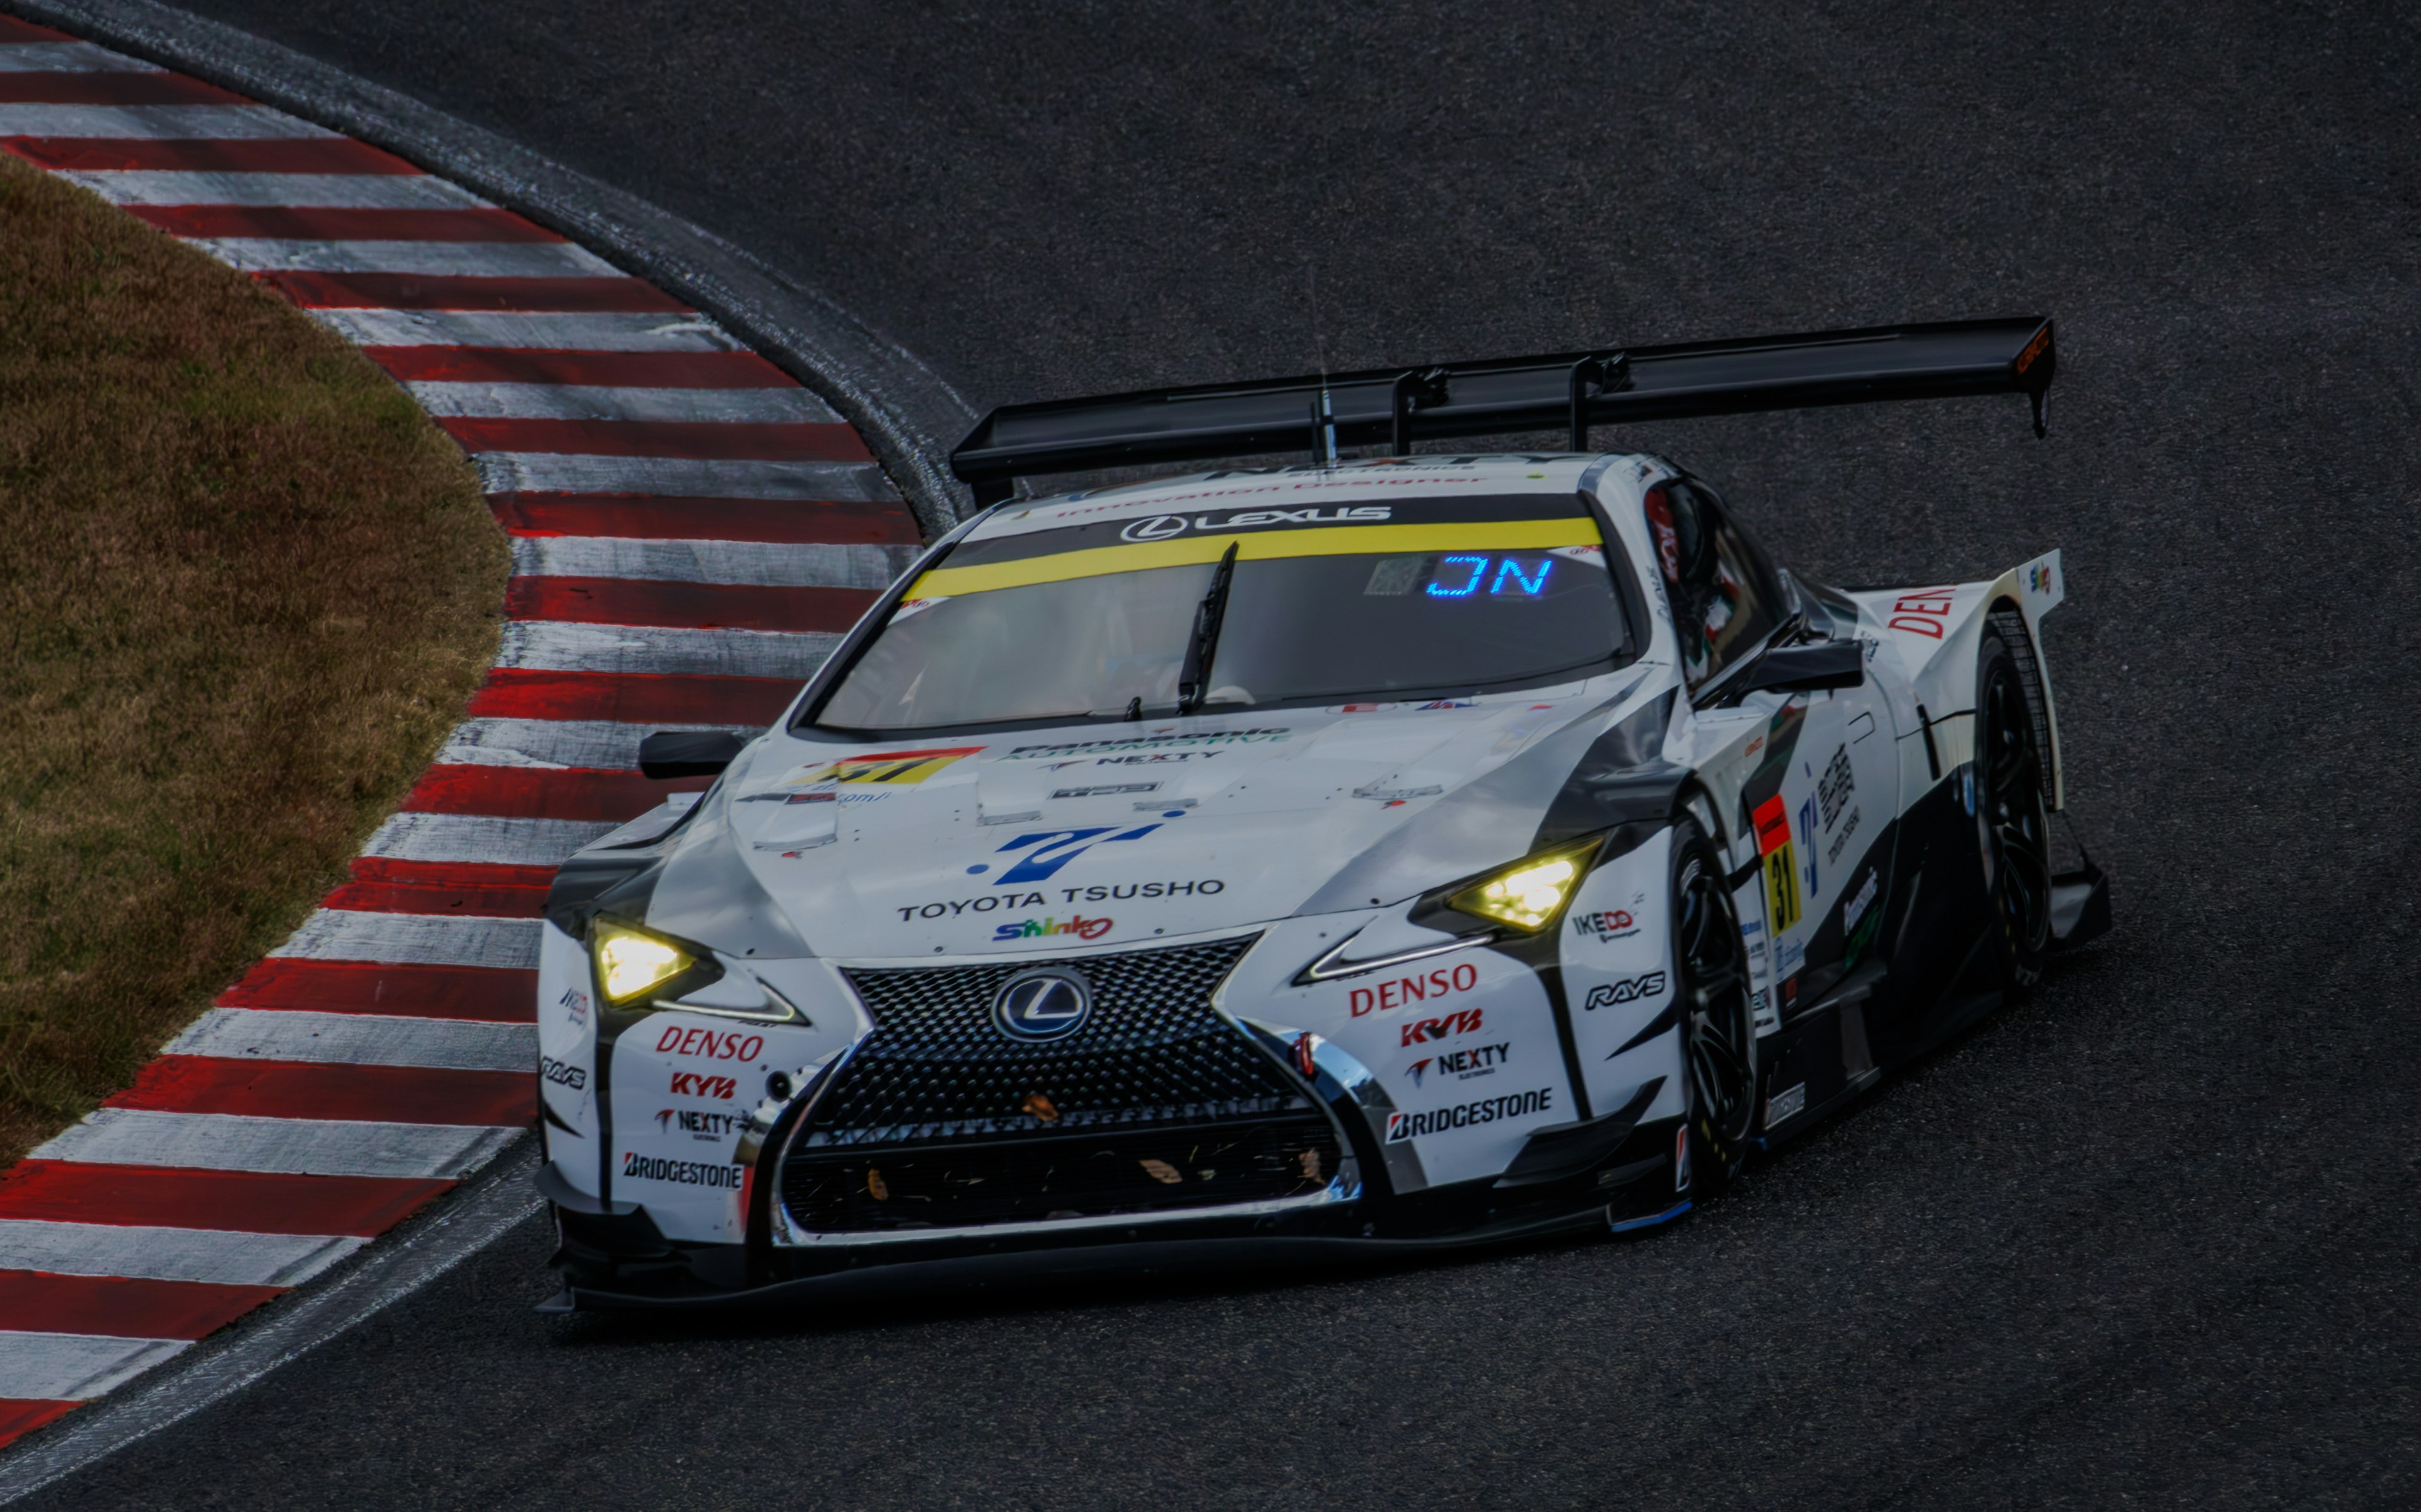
[1176,541,1240,715]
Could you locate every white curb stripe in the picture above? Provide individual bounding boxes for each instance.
[437,717,720,771]
[509,534,915,589]
[30,1111,523,1180]
[59,170,484,209]
[267,909,543,969]
[165,1010,536,1073]
[0,42,157,72]
[0,1336,189,1402]
[361,811,618,869]
[497,620,840,678]
[407,381,839,424]
[0,103,335,137]
[473,453,897,502]
[309,308,734,352]
[0,1221,363,1289]
[190,237,622,277]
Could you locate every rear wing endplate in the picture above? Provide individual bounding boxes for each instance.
[950,316,2055,504]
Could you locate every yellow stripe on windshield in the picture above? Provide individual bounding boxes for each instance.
[910,519,1601,599]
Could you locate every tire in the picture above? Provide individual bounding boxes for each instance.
[1671,816,1757,1197]
[1976,626,2053,988]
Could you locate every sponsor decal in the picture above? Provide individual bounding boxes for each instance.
[979,824,1161,884]
[1776,938,1806,976]
[2027,561,2055,596]
[900,880,1222,921]
[1331,702,1402,714]
[1414,698,1478,710]
[557,988,589,1025]
[1059,880,1224,903]
[900,891,1047,920]
[655,1108,744,1141]
[538,1056,586,1090]
[1818,745,1854,830]
[993,914,1114,942]
[1755,795,1803,934]
[1570,909,1639,943]
[2014,324,2050,374]
[1118,505,1391,541]
[1404,1041,1513,1087]
[1009,729,1291,760]
[1050,782,1158,798]
[787,746,982,787]
[1386,1087,1554,1142]
[1582,971,1668,1010]
[620,1151,742,1189]
[1888,586,1955,640]
[1843,867,1881,934]
[1765,1081,1808,1124]
[1826,805,1862,865]
[654,1025,763,1061]
[1799,796,1820,899]
[1055,751,1223,768]
[1349,961,1481,1017]
[669,1071,740,1099]
[1401,1007,1485,1047]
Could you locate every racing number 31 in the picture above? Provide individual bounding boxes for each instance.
[1753,795,1803,933]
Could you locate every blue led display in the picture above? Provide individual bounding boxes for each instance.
[1425,555,1553,599]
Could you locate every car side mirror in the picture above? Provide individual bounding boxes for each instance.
[637,729,753,779]
[1736,639,1865,698]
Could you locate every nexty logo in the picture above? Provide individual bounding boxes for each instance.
[1119,505,1390,541]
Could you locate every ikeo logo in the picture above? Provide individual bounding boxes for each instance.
[619,1151,741,1189]
[991,967,1093,1042]
[1400,1007,1484,1047]
[1349,960,1480,1017]
[654,1109,743,1141]
[1570,909,1639,942]
[1403,1042,1512,1087]
[994,915,1113,942]
[1117,505,1390,541]
[654,1025,762,1062]
[1584,971,1668,1010]
[669,1071,739,1100]
[1386,1087,1553,1143]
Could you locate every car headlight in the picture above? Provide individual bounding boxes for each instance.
[591,918,720,1008]
[1448,839,1600,933]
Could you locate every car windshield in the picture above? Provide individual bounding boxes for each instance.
[812,490,1631,732]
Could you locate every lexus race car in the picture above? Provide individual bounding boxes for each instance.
[533,318,2108,1307]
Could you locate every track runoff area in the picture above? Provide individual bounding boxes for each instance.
[0,15,922,1448]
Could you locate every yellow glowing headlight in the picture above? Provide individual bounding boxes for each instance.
[1449,841,1599,932]
[594,921,693,1005]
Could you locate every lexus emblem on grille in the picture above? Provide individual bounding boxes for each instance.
[992,967,1093,1042]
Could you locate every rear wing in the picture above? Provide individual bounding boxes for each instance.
[950,316,2055,504]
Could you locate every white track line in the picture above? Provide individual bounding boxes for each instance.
[509,534,915,589]
[165,1010,535,1073]
[0,1336,189,1402]
[408,382,838,424]
[0,103,334,137]
[32,1111,523,1180]
[267,909,543,969]
[473,453,896,501]
[60,170,482,209]
[437,717,717,771]
[497,620,840,678]
[192,238,622,277]
[361,812,618,869]
[0,1221,363,1289]
[0,42,156,71]
[310,309,734,351]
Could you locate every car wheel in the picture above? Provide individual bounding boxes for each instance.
[1977,626,2053,987]
[1672,817,1757,1196]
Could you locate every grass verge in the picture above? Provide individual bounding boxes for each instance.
[0,150,508,1165]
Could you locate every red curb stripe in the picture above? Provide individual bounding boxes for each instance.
[105,1058,535,1126]
[363,346,791,388]
[124,204,559,241]
[349,857,560,890]
[322,879,549,918]
[0,72,243,106]
[214,960,537,1022]
[258,271,688,314]
[492,492,922,545]
[467,668,798,725]
[0,1271,284,1341]
[505,575,878,633]
[0,1162,453,1237]
[441,415,873,463]
[1,136,422,173]
[0,1400,79,1451]
[402,765,706,823]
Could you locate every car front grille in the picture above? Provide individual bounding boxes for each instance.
[779,936,1345,1233]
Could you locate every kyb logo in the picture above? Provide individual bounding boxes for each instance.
[1570,909,1639,942]
[1118,505,1390,542]
[978,824,1160,885]
[1584,971,1668,1010]
[668,1071,740,1100]
[1404,1042,1512,1087]
[1401,1007,1485,1047]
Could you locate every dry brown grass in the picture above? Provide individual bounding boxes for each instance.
[0,151,508,1165]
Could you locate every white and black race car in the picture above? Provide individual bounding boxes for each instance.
[533,318,2108,1307]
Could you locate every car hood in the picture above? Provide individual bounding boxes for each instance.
[639,674,1668,962]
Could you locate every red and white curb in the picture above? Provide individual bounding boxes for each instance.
[0,16,922,1450]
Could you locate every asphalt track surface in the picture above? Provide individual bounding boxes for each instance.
[25,3,2420,1508]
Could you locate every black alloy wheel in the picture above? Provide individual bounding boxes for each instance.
[1977,628,2053,987]
[1672,817,1757,1195]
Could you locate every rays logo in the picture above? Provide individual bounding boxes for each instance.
[1583,971,1667,1010]
[979,824,1161,884]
